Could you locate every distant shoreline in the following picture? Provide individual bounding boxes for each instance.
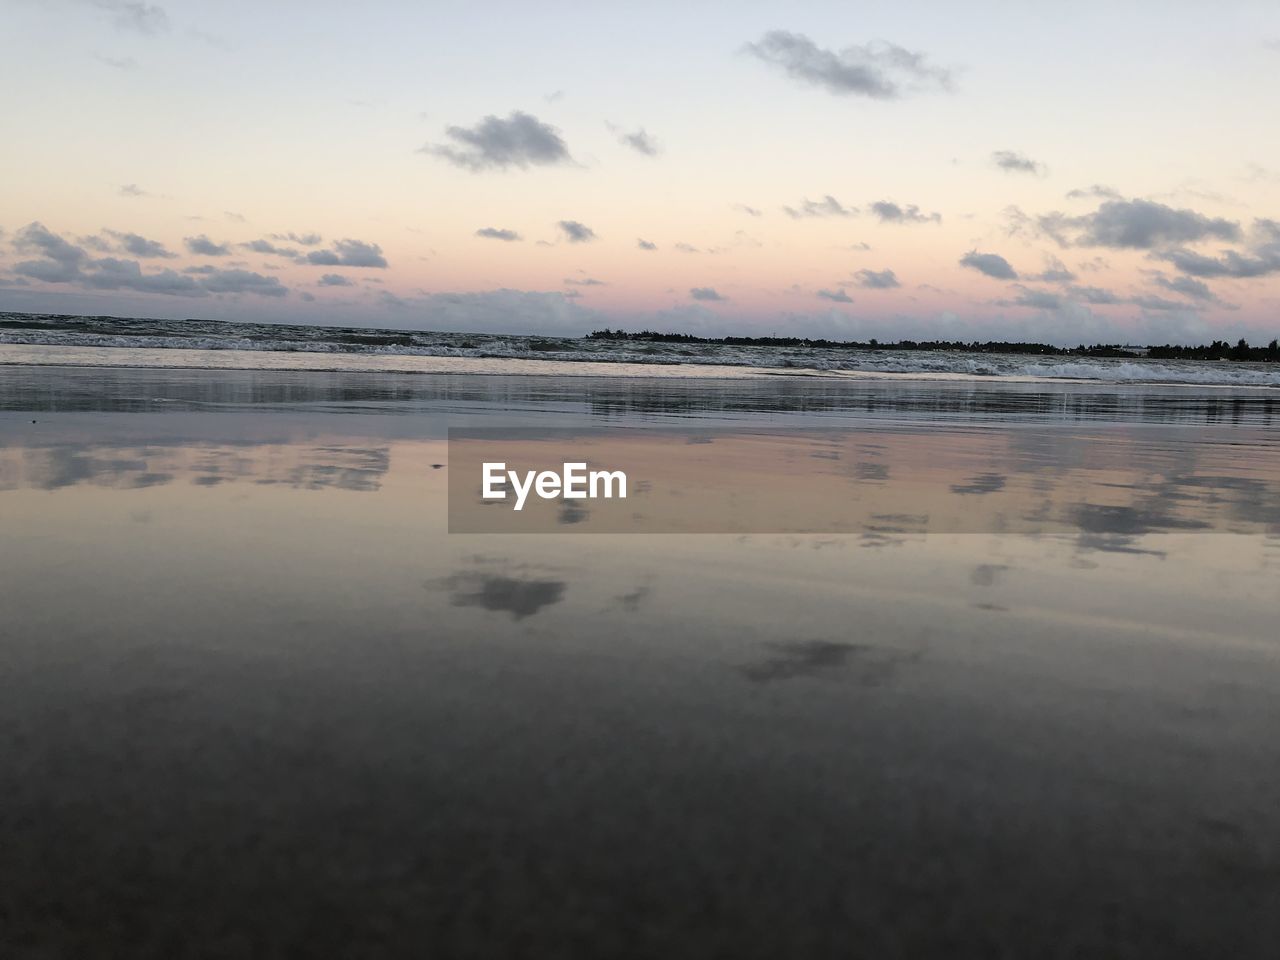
[588,329,1280,363]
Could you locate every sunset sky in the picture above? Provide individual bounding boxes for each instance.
[2,0,1279,343]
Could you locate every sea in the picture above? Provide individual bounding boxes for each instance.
[4,311,1280,386]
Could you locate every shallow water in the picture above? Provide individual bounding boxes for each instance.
[2,365,1279,957]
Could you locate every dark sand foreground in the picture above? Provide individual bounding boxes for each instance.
[2,365,1279,957]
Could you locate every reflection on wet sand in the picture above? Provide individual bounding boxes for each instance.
[3,366,1280,957]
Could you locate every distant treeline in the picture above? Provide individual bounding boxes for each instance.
[587,330,1280,362]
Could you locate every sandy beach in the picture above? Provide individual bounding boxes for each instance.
[3,363,1278,957]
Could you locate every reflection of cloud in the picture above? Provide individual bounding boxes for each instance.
[970,563,1007,586]
[445,572,566,620]
[558,500,589,524]
[613,585,651,612]
[741,640,861,682]
[950,473,1006,495]
[740,640,918,686]
[10,443,390,492]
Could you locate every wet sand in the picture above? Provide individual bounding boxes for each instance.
[2,365,1279,957]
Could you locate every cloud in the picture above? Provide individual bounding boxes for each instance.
[870,201,940,224]
[783,195,856,219]
[1159,245,1280,279]
[241,238,299,257]
[9,221,290,299]
[1079,199,1239,248]
[1006,287,1063,310]
[80,258,206,296]
[199,268,288,297]
[1153,274,1226,304]
[1033,198,1241,249]
[1029,256,1076,283]
[817,288,853,303]
[992,150,1045,175]
[318,274,354,287]
[269,231,322,246]
[102,230,175,258]
[745,31,952,99]
[557,220,596,243]
[304,238,388,268]
[690,287,727,301]
[89,1,169,36]
[94,54,138,70]
[14,222,90,267]
[118,183,148,197]
[637,239,657,250]
[1066,184,1122,201]
[375,288,597,335]
[734,204,763,217]
[1066,285,1122,305]
[674,242,701,253]
[475,227,522,242]
[565,277,606,286]
[185,234,231,256]
[960,250,1018,280]
[616,127,661,157]
[423,111,573,171]
[855,268,900,289]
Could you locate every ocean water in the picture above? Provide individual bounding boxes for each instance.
[4,311,1280,386]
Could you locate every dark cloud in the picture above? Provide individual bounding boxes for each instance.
[855,268,900,289]
[745,30,952,99]
[318,274,354,287]
[992,150,1045,175]
[475,227,522,241]
[185,234,231,256]
[423,111,573,171]
[637,239,657,250]
[1153,275,1224,303]
[565,277,606,286]
[1158,236,1280,278]
[690,287,726,301]
[817,288,853,303]
[200,268,288,297]
[1078,199,1239,248]
[103,230,175,258]
[734,204,763,217]
[305,239,388,268]
[1033,198,1241,249]
[10,222,288,299]
[81,258,206,296]
[557,220,596,243]
[14,222,89,267]
[960,250,1018,280]
[784,195,856,219]
[870,201,940,224]
[616,127,661,156]
[674,242,701,253]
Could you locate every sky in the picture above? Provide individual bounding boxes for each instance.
[2,0,1279,344]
